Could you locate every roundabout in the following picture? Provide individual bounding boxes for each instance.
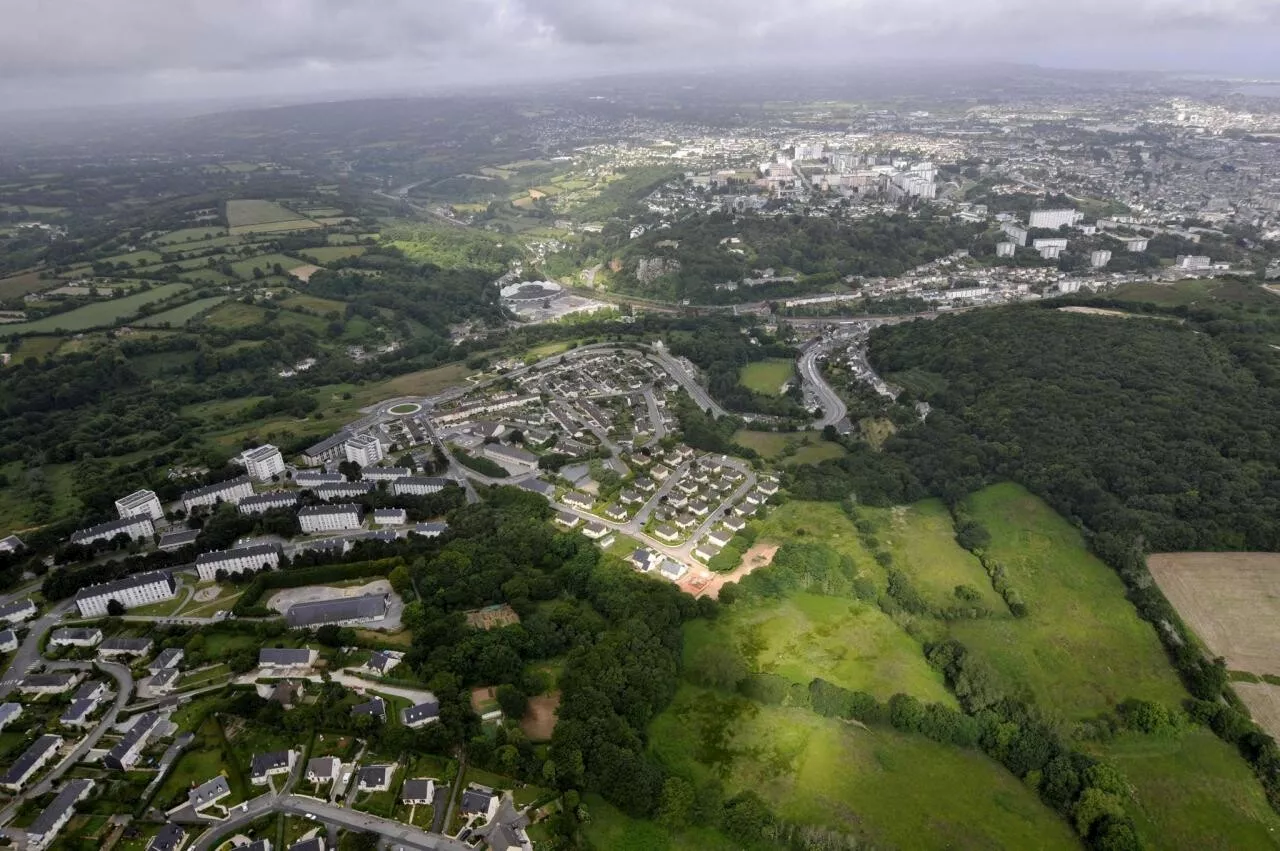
[387,402,422,416]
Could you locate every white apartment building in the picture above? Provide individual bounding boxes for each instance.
[1177,254,1212,270]
[115,489,164,522]
[344,434,384,468]
[238,492,299,516]
[240,445,286,482]
[391,477,449,497]
[70,516,154,547]
[1028,209,1081,230]
[195,544,282,581]
[182,476,255,513]
[1091,250,1113,268]
[298,504,363,534]
[74,571,177,618]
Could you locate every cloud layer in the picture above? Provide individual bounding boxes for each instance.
[1,0,1278,108]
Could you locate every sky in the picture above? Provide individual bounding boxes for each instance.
[1,0,1279,111]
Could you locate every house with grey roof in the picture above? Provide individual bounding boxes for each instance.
[250,750,296,784]
[285,594,387,629]
[0,534,24,553]
[50,627,103,648]
[305,756,341,787]
[237,492,300,516]
[258,648,317,670]
[411,521,448,538]
[365,651,400,675]
[149,648,184,673]
[460,787,499,821]
[157,528,200,552]
[0,702,22,732]
[0,628,16,653]
[149,667,179,693]
[147,823,186,851]
[104,711,161,771]
[351,696,386,723]
[356,764,394,792]
[0,598,36,624]
[20,672,83,696]
[27,778,94,851]
[187,775,231,811]
[98,636,155,658]
[288,837,324,851]
[1,734,63,791]
[401,778,435,805]
[400,698,440,729]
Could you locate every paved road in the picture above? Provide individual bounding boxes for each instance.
[798,340,849,430]
[187,793,471,851]
[651,348,728,418]
[0,658,134,823]
[0,600,75,698]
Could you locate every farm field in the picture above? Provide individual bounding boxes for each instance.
[738,358,795,395]
[949,483,1187,719]
[1147,552,1280,677]
[863,499,1006,611]
[134,296,228,327]
[153,226,228,245]
[0,270,53,299]
[226,199,304,227]
[649,686,1079,851]
[683,592,955,705]
[1092,730,1280,850]
[0,283,190,334]
[229,253,306,279]
[230,218,321,236]
[278,294,347,314]
[1234,682,1280,740]
[297,245,365,263]
[731,430,846,466]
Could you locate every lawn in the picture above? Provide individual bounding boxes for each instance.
[649,685,1079,850]
[862,499,1006,612]
[1,283,190,334]
[950,483,1187,719]
[134,296,227,327]
[1092,729,1280,850]
[738,359,795,395]
[684,592,955,705]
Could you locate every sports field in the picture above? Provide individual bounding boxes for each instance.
[1148,552,1280,677]
[738,359,795,395]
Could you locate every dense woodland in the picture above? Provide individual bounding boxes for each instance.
[614,211,981,302]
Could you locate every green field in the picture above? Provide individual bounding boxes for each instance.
[755,502,878,580]
[650,686,1079,850]
[0,270,53,299]
[582,796,749,851]
[738,359,795,395]
[229,253,306,279]
[226,200,304,228]
[950,483,1186,718]
[1093,730,1280,850]
[731,430,847,465]
[685,592,955,705]
[277,295,347,314]
[297,245,365,264]
[1,284,190,334]
[99,250,164,267]
[153,226,228,245]
[864,499,1006,611]
[202,301,326,334]
[135,296,228,327]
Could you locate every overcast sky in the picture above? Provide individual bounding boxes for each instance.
[1,0,1279,111]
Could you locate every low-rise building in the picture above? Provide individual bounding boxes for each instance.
[286,594,388,629]
[392,476,450,497]
[298,504,362,534]
[356,764,394,792]
[0,535,24,553]
[195,544,282,581]
[306,756,341,787]
[98,637,154,658]
[50,627,104,648]
[366,650,401,676]
[0,597,36,625]
[258,648,317,671]
[74,571,176,618]
[181,476,255,513]
[293,471,344,488]
[115,490,165,522]
[149,648,184,673]
[401,778,435,805]
[0,629,15,653]
[481,443,538,472]
[313,481,374,501]
[352,696,386,723]
[157,528,200,551]
[149,668,179,693]
[104,711,162,770]
[372,509,407,526]
[362,467,410,483]
[27,778,94,851]
[147,823,186,851]
[289,838,323,851]
[187,775,231,811]
[460,787,500,822]
[563,492,593,510]
[70,516,154,547]
[0,703,22,732]
[554,511,580,529]
[237,492,299,516]
[1,734,62,791]
[411,521,448,538]
[250,750,297,784]
[20,672,83,696]
[401,699,441,729]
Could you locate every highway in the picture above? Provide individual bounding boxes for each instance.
[797,340,848,430]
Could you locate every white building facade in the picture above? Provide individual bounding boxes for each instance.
[241,445,286,482]
[74,571,177,618]
[115,490,164,522]
[344,434,384,468]
[298,505,363,534]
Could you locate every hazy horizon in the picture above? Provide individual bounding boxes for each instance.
[1,0,1279,112]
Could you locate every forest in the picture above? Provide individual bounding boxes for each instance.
[614,210,981,302]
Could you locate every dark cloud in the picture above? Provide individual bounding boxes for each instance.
[0,0,1277,109]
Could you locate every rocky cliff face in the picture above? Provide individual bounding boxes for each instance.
[635,256,680,284]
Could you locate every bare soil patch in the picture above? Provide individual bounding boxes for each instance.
[1148,552,1280,676]
[465,604,521,630]
[289,263,324,283]
[695,542,780,599]
[193,586,221,603]
[1235,682,1280,740]
[521,692,561,741]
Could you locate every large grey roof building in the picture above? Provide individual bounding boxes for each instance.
[286,594,388,629]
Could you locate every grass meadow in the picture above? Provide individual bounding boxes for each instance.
[737,358,795,395]
[1,283,190,334]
